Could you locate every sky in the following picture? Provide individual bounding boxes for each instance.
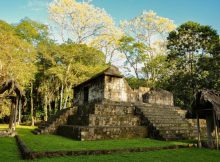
[0,0,220,34]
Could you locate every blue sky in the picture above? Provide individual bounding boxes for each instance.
[0,0,219,34]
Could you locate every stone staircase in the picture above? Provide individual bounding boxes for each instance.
[134,103,197,140]
[33,101,202,141]
[57,102,147,140]
[32,107,77,135]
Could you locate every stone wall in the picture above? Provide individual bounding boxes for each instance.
[58,102,148,140]
[74,76,104,105]
[74,74,174,106]
[143,89,174,106]
[133,87,150,102]
[104,76,136,102]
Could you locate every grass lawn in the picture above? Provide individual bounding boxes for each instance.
[0,124,220,162]
[0,137,21,161]
[16,125,191,152]
[34,148,220,162]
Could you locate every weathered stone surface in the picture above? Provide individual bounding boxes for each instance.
[74,76,105,105]
[33,107,77,135]
[58,125,147,141]
[134,103,205,140]
[73,66,174,106]
[57,102,148,140]
[37,66,196,141]
[142,89,174,106]
[89,115,140,126]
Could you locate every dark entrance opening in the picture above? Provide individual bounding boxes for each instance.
[84,86,89,102]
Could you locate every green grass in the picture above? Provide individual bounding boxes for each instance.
[16,126,190,152]
[0,137,21,161]
[1,124,220,162]
[34,148,220,162]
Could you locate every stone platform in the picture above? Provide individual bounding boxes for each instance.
[57,102,148,140]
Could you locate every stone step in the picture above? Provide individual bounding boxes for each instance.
[47,109,70,122]
[155,126,193,131]
[158,128,194,135]
[89,114,140,126]
[136,105,177,110]
[100,101,134,107]
[152,123,190,128]
[145,114,182,120]
[141,110,179,116]
[148,119,188,125]
[136,104,198,140]
[35,107,77,134]
[161,134,190,140]
[57,125,148,141]
[148,119,186,124]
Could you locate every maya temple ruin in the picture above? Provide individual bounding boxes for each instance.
[33,66,208,141]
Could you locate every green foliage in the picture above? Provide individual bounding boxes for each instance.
[0,99,10,118]
[118,36,147,78]
[0,20,14,32]
[0,20,37,87]
[166,21,220,108]
[126,77,148,89]
[15,18,49,45]
[142,55,172,88]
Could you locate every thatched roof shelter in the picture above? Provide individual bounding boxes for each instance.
[191,89,220,120]
[0,80,25,98]
[0,80,26,131]
[190,89,220,149]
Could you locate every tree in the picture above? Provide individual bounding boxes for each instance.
[15,18,50,125]
[121,10,176,59]
[15,18,49,45]
[0,20,37,123]
[90,28,123,64]
[47,43,106,109]
[166,21,220,108]
[0,21,37,86]
[48,0,119,44]
[142,55,171,87]
[118,36,147,78]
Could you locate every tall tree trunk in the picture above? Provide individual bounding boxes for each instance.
[44,95,48,121]
[17,97,21,125]
[14,97,18,128]
[63,87,68,109]
[54,97,57,113]
[59,82,64,110]
[9,101,16,131]
[63,85,72,109]
[48,98,52,117]
[30,82,34,126]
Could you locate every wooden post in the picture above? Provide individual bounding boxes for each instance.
[206,114,214,148]
[213,110,219,150]
[196,112,202,148]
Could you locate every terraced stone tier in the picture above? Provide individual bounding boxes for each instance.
[57,125,148,141]
[94,104,135,115]
[89,114,140,126]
